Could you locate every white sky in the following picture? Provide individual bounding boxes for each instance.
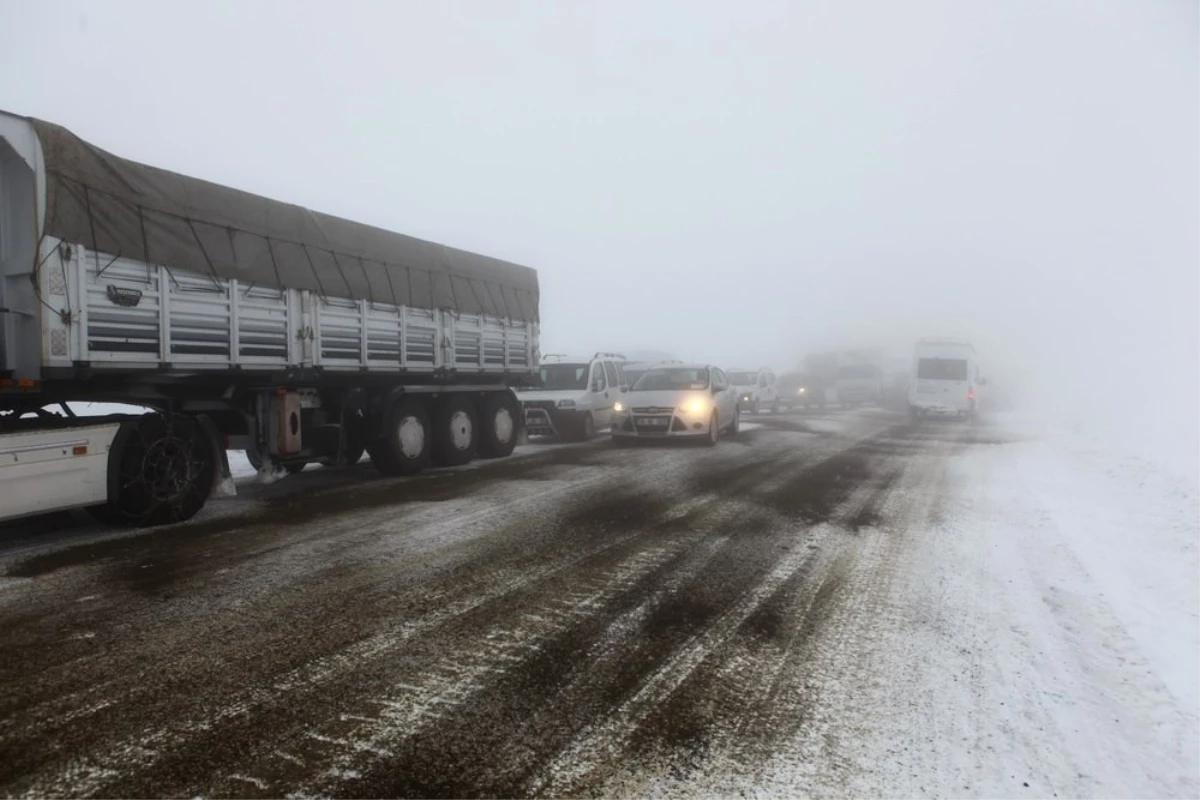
[1,0,1196,472]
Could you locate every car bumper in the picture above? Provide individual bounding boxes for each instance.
[523,405,584,437]
[611,413,709,438]
[910,400,971,415]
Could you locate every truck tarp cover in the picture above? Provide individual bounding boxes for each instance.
[30,118,539,321]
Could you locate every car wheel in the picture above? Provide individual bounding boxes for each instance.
[577,413,596,442]
[750,400,759,416]
[705,412,719,446]
[729,405,740,435]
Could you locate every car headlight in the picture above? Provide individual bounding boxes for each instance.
[742,394,751,402]
[682,397,710,415]
[557,399,576,408]
[613,401,625,413]
[797,387,806,394]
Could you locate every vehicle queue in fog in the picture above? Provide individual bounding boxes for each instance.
[517,338,985,445]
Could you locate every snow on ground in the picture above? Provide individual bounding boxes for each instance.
[747,423,1199,798]
[226,450,258,480]
[825,429,1200,796]
[931,434,1198,797]
[798,417,849,436]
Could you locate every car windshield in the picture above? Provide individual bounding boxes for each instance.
[727,371,757,386]
[917,358,968,381]
[539,363,588,390]
[632,367,710,391]
[622,368,647,386]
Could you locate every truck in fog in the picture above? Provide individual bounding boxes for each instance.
[0,112,539,526]
[908,338,982,419]
[804,348,885,408]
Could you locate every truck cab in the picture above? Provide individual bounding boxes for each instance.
[520,353,625,440]
[835,363,883,408]
[727,367,778,414]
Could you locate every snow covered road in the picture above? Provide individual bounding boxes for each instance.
[0,410,1194,797]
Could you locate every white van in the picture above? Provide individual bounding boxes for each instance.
[520,352,626,440]
[727,367,778,414]
[908,339,983,419]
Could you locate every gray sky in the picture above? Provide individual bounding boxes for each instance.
[2,0,1196,470]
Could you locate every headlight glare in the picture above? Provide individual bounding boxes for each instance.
[683,397,710,415]
[557,399,576,408]
[613,401,625,413]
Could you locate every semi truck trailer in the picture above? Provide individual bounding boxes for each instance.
[0,111,540,526]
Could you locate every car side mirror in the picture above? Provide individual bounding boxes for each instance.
[592,381,603,392]
[711,385,722,394]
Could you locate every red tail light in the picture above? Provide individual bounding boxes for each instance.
[967,387,976,401]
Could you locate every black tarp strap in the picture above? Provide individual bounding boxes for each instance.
[184,218,224,289]
[264,236,285,294]
[300,244,327,297]
[377,258,400,308]
[355,256,382,306]
[328,250,356,301]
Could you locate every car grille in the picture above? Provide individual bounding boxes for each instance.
[632,406,674,414]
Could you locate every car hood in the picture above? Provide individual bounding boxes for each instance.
[619,389,711,409]
[518,389,585,405]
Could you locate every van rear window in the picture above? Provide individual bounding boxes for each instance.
[917,358,968,380]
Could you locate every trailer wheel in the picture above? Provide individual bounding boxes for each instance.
[432,395,479,466]
[478,393,519,459]
[369,397,432,476]
[100,414,215,527]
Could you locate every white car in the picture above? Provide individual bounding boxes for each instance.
[521,353,625,440]
[727,367,778,414]
[610,364,740,445]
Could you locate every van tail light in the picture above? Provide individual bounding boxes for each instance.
[967,387,976,401]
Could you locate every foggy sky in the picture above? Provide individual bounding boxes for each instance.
[2,0,1196,474]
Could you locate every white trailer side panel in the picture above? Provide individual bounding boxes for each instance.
[34,242,537,376]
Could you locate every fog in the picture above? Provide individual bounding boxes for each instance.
[2,0,1196,476]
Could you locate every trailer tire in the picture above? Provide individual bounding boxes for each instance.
[478,393,519,459]
[369,397,432,476]
[98,414,215,527]
[431,395,478,466]
[285,461,308,474]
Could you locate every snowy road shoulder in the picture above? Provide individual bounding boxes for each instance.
[785,430,1198,797]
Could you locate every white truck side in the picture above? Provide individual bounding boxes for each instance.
[0,422,118,521]
[0,111,540,526]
